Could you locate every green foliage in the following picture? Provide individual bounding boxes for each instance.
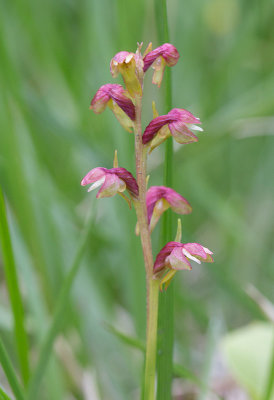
[0,0,274,398]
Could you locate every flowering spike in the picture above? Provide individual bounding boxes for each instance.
[113,150,119,168]
[110,51,142,97]
[143,108,203,150]
[146,186,192,232]
[174,219,182,242]
[81,167,139,199]
[143,43,180,87]
[90,84,136,132]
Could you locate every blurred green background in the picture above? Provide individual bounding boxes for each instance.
[0,0,274,398]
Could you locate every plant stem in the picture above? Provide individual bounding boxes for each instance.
[134,96,154,279]
[133,94,159,400]
[144,279,159,400]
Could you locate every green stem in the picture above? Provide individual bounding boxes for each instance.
[133,89,159,399]
[0,187,30,386]
[144,279,159,400]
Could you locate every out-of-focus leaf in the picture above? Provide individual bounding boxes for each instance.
[221,322,274,400]
[0,386,12,400]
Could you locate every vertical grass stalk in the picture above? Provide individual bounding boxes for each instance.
[155,0,174,398]
[0,187,30,386]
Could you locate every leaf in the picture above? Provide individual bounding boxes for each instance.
[104,323,145,352]
[0,385,12,400]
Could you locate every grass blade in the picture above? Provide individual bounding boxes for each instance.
[27,210,94,400]
[155,0,174,398]
[104,323,145,352]
[0,338,25,400]
[0,385,12,400]
[0,188,30,386]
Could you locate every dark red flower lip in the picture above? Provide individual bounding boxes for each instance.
[143,43,180,72]
[90,84,135,121]
[142,108,202,145]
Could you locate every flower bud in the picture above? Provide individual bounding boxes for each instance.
[143,43,180,87]
[90,84,135,132]
[110,51,142,97]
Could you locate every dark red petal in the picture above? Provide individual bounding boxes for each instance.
[111,90,136,120]
[143,43,180,72]
[154,241,182,273]
[90,84,135,121]
[142,115,175,144]
[168,108,201,124]
[110,167,139,198]
[146,186,192,220]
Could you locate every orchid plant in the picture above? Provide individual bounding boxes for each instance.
[81,42,213,400]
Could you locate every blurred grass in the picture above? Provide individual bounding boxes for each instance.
[0,188,29,386]
[0,0,274,398]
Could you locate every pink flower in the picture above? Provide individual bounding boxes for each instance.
[81,167,139,199]
[110,51,142,97]
[142,108,203,150]
[146,186,192,232]
[154,242,213,274]
[90,84,135,132]
[143,43,180,87]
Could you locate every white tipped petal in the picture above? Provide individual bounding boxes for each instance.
[125,54,134,63]
[182,248,201,264]
[203,246,213,255]
[188,124,203,132]
[88,177,105,192]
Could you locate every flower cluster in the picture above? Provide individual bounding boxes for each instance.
[81,42,213,291]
